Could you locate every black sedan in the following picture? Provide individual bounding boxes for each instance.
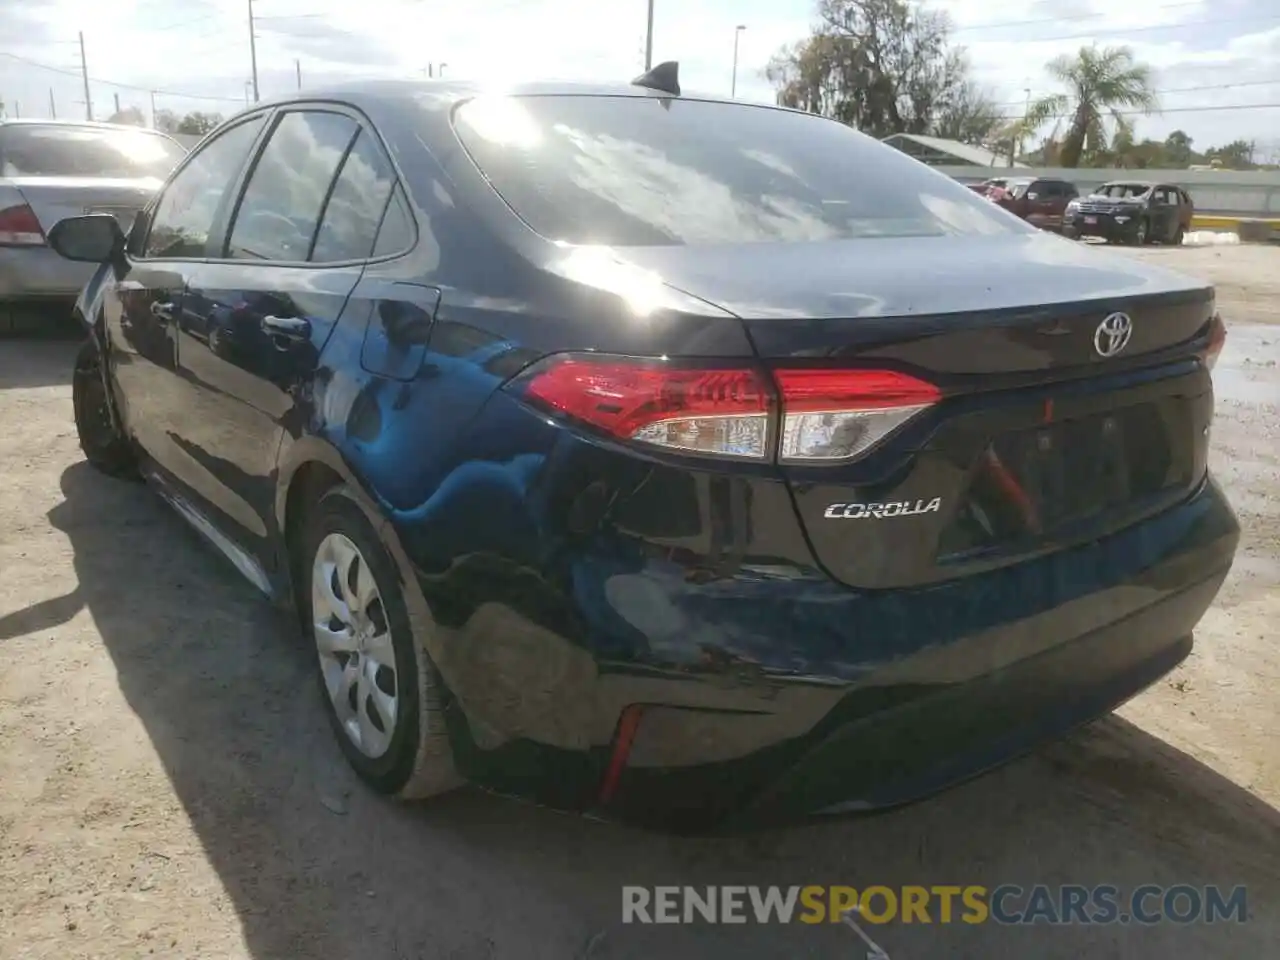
[48,66,1237,831]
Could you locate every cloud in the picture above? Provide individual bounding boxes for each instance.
[0,0,1274,148]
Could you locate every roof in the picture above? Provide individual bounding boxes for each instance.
[882,132,1028,168]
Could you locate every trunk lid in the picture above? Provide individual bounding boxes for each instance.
[624,233,1218,589]
[4,175,160,234]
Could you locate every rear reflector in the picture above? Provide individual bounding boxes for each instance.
[512,353,940,463]
[0,203,45,246]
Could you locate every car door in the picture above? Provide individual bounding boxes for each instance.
[1154,187,1178,241]
[105,114,268,478]
[1024,180,1058,228]
[175,107,399,555]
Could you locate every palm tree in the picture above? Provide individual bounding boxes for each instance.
[1020,45,1159,168]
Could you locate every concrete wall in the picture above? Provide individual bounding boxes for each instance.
[934,165,1280,219]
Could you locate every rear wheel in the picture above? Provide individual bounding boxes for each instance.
[300,486,459,798]
[1171,226,1186,246]
[72,338,138,478]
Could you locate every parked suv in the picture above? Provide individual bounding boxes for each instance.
[1064,181,1193,245]
[993,177,1079,232]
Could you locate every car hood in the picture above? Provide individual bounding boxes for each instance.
[603,231,1207,321]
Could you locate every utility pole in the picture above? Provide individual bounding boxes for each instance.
[295,59,302,90]
[150,90,157,128]
[79,31,93,120]
[247,0,260,103]
[731,25,745,98]
[49,88,56,119]
[113,92,121,116]
[644,0,655,70]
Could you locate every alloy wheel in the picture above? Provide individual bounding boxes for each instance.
[311,532,398,759]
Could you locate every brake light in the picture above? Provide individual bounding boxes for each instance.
[774,368,941,461]
[519,354,772,458]
[513,354,940,462]
[0,203,45,246]
[1202,313,1226,371]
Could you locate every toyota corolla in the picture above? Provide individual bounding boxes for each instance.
[46,67,1238,831]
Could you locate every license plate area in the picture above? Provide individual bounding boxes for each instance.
[938,400,1196,559]
[1084,215,1098,224]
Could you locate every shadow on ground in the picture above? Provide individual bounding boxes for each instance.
[15,461,1280,959]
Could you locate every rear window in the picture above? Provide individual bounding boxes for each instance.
[1097,183,1151,199]
[452,95,1021,246]
[0,124,186,179]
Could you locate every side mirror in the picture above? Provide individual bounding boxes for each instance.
[47,214,125,264]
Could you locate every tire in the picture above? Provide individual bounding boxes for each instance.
[1172,226,1186,246]
[1132,219,1149,246]
[299,485,459,798]
[72,338,139,478]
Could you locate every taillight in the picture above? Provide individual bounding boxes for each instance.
[518,354,772,458]
[0,203,45,246]
[511,353,940,462]
[773,368,941,462]
[1202,313,1226,371]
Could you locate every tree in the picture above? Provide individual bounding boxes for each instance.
[766,0,981,141]
[107,106,146,127]
[175,111,224,136]
[1164,129,1194,167]
[1020,44,1159,168]
[153,108,181,134]
[1207,139,1255,170]
[932,81,1003,146]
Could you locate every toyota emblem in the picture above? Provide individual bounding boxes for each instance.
[1094,312,1133,358]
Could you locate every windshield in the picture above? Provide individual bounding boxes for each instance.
[451,95,1023,246]
[1097,183,1151,200]
[0,124,186,179]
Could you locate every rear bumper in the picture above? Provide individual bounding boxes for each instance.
[417,470,1238,830]
[0,245,94,300]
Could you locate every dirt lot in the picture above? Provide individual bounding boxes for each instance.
[0,244,1277,960]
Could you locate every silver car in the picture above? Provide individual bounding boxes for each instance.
[0,120,187,329]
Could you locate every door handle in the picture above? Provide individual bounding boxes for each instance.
[151,300,176,322]
[261,314,311,340]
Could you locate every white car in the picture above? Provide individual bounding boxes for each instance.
[0,120,186,331]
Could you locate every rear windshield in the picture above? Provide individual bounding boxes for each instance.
[0,124,186,179]
[452,95,1022,246]
[1097,183,1151,199]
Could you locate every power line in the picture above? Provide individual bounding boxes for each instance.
[966,13,1280,46]
[0,50,244,103]
[948,1,1204,33]
[989,78,1280,109]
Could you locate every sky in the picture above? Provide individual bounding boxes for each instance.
[0,0,1277,155]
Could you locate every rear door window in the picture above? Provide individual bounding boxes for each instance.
[451,95,1021,246]
[225,110,358,262]
[310,128,397,262]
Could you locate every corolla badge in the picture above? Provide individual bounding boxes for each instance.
[824,499,942,519]
[1094,312,1133,358]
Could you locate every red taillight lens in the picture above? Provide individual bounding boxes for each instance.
[0,204,46,246]
[517,354,773,459]
[1202,313,1226,371]
[513,353,942,463]
[773,368,940,461]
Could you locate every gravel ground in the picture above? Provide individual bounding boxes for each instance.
[0,244,1276,960]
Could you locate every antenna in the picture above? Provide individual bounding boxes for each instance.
[631,60,680,96]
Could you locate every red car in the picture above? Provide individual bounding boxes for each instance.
[993,177,1080,232]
